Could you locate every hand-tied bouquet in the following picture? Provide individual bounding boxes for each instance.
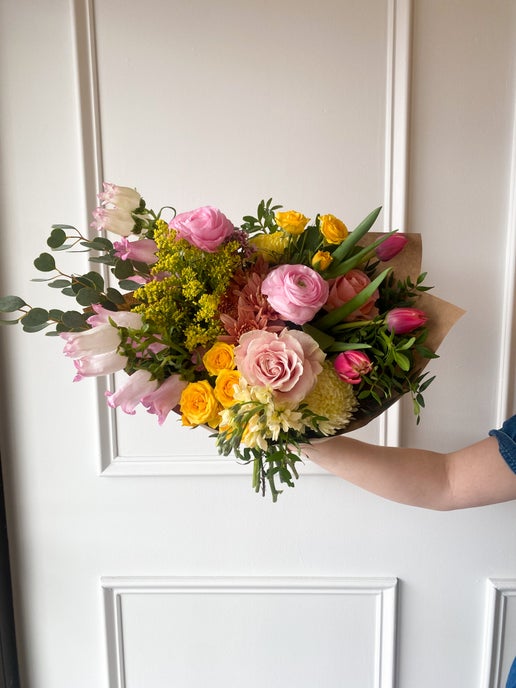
[0,183,463,500]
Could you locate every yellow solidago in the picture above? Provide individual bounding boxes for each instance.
[303,361,357,435]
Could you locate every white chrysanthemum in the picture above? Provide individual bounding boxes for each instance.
[303,362,357,435]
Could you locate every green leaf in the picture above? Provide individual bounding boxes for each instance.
[20,308,49,326]
[34,252,56,272]
[393,351,410,371]
[48,279,71,288]
[76,287,101,307]
[118,279,142,291]
[61,310,88,329]
[328,342,372,352]
[80,238,114,251]
[48,309,64,320]
[301,323,335,351]
[61,287,77,297]
[0,319,20,326]
[328,206,382,264]
[22,322,52,333]
[113,259,136,279]
[314,267,392,330]
[0,295,27,312]
[105,288,125,305]
[47,227,67,249]
[325,232,397,279]
[83,271,105,291]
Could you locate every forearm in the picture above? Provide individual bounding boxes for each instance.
[302,436,452,510]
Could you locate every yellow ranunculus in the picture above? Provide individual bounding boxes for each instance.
[275,210,310,235]
[202,342,235,376]
[311,250,333,271]
[249,232,289,264]
[180,380,221,428]
[214,369,241,407]
[319,214,348,244]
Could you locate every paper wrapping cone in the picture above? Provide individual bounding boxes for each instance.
[338,233,465,434]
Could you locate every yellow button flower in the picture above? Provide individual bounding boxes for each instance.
[214,369,241,407]
[275,210,310,235]
[202,342,235,376]
[180,380,221,428]
[250,232,289,264]
[311,250,333,271]
[319,214,348,244]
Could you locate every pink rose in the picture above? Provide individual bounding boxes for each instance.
[235,328,325,404]
[261,264,329,325]
[334,350,373,385]
[325,269,379,321]
[169,206,234,252]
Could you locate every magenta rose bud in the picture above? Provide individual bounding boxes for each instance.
[261,264,329,325]
[375,234,408,261]
[334,350,373,385]
[169,206,234,252]
[385,307,427,334]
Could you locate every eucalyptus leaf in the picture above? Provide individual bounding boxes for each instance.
[0,295,27,312]
[21,308,49,326]
[0,319,20,326]
[33,253,56,272]
[76,287,101,307]
[47,227,67,249]
[48,279,71,289]
[61,310,88,329]
[22,322,52,333]
[106,288,125,305]
[118,279,142,291]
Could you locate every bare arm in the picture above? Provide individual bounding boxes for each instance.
[301,435,516,510]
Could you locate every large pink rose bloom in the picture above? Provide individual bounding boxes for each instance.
[235,329,325,404]
[169,206,234,252]
[325,268,379,321]
[261,264,329,326]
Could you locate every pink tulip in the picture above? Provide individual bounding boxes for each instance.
[113,237,158,264]
[375,234,408,261]
[141,375,189,425]
[385,307,427,334]
[105,369,159,415]
[334,350,373,385]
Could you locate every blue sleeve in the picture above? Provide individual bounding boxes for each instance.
[506,655,516,688]
[489,415,516,474]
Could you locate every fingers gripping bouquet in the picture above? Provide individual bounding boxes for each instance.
[0,184,463,501]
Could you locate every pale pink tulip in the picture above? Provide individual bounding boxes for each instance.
[72,351,128,382]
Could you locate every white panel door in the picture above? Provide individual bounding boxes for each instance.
[0,1,515,687]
